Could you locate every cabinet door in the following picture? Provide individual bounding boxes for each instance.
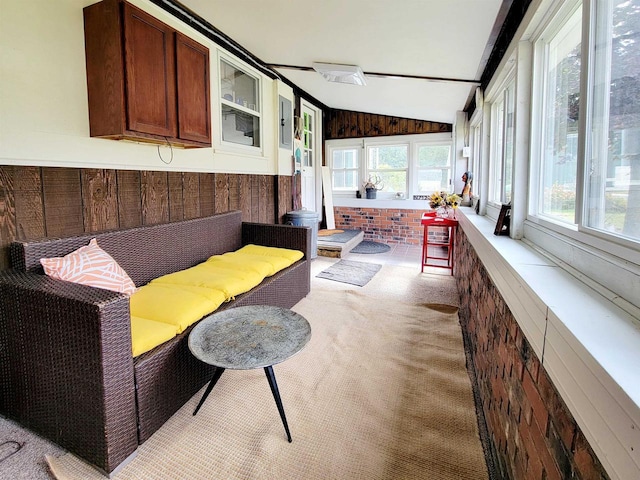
[123,3,177,138]
[176,33,211,145]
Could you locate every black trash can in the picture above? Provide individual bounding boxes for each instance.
[285,210,319,258]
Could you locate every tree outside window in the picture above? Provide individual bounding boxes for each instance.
[416,144,452,193]
[367,145,408,195]
[587,0,640,241]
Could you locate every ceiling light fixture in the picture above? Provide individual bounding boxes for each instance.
[312,62,367,86]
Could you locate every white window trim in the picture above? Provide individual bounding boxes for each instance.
[485,69,518,208]
[327,133,453,204]
[366,141,410,200]
[216,52,264,155]
[524,0,640,297]
[326,138,363,198]
[325,133,455,202]
[530,0,583,226]
[413,140,454,195]
[489,97,505,204]
[328,141,361,193]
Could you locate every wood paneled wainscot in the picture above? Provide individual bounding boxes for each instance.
[0,166,297,270]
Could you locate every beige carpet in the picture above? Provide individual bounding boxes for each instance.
[47,264,488,480]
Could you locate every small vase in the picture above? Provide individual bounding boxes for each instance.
[435,206,449,218]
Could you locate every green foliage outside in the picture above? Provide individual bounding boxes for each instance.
[544,183,629,230]
[368,145,408,193]
[367,144,451,194]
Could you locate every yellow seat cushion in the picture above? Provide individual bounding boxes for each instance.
[237,244,304,263]
[129,244,303,352]
[130,284,226,333]
[131,316,178,357]
[151,262,264,299]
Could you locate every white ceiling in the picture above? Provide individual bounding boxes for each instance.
[179,0,506,124]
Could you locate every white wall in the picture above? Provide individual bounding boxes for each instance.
[0,0,288,175]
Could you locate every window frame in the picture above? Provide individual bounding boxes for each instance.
[487,70,516,208]
[530,1,583,227]
[365,142,410,199]
[326,133,453,200]
[329,144,361,192]
[524,0,640,284]
[218,53,262,151]
[475,0,640,308]
[527,0,640,252]
[413,141,454,195]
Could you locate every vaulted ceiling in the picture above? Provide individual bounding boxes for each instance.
[177,0,510,124]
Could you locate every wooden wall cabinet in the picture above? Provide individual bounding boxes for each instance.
[83,0,211,148]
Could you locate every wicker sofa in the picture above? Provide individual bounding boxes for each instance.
[0,211,311,476]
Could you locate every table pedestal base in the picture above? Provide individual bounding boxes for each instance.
[193,365,293,442]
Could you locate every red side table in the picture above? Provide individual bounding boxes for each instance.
[421,212,458,275]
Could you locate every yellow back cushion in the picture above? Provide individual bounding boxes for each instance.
[237,244,304,262]
[130,284,226,333]
[131,316,178,357]
[206,245,302,277]
[152,262,264,299]
[205,254,275,277]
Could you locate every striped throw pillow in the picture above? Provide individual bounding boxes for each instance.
[40,238,136,295]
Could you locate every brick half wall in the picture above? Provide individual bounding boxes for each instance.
[333,207,425,245]
[454,227,610,480]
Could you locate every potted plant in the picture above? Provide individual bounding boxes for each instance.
[362,175,384,199]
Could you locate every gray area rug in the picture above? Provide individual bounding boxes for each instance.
[350,241,391,254]
[316,260,382,286]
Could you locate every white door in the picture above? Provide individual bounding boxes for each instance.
[301,102,318,213]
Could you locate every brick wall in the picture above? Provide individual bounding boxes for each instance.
[454,227,610,480]
[333,207,425,244]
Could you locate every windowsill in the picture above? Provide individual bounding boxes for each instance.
[212,146,266,162]
[457,207,640,480]
[333,196,430,209]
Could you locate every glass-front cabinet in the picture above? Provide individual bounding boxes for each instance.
[219,58,260,147]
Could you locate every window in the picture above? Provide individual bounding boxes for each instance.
[490,96,505,203]
[219,58,260,147]
[303,111,313,169]
[366,144,408,195]
[415,143,452,193]
[585,0,640,243]
[471,121,483,197]
[331,147,360,190]
[327,134,452,198]
[489,79,515,204]
[504,83,515,203]
[536,4,582,223]
[499,0,639,307]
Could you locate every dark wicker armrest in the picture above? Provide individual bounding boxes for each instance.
[242,222,312,259]
[0,270,138,474]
